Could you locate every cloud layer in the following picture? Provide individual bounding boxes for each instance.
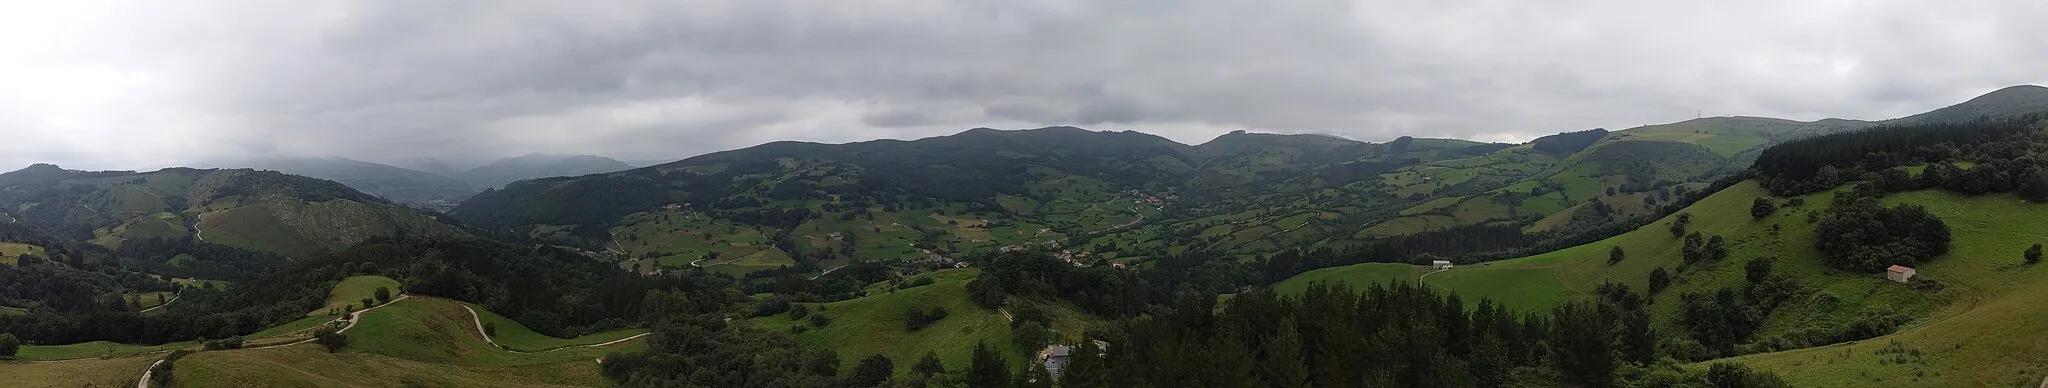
[1,0,2045,170]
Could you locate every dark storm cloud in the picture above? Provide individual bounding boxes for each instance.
[1,0,2046,170]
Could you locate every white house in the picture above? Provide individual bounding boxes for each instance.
[1432,260,1454,270]
[1886,265,1916,283]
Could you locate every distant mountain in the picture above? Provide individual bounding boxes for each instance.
[623,158,682,168]
[1888,84,2048,125]
[452,85,2048,276]
[452,126,1507,260]
[460,154,634,189]
[0,165,468,258]
[392,157,467,180]
[215,157,476,210]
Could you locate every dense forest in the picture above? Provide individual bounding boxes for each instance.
[1756,114,2048,197]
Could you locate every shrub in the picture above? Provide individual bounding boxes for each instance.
[810,313,833,328]
[1648,267,1671,294]
[0,333,19,359]
[906,307,949,331]
[1751,197,1777,219]
[2027,244,2043,265]
[203,336,244,350]
[754,297,793,317]
[375,287,393,303]
[913,351,946,376]
[849,354,894,387]
[1607,246,1625,265]
[314,326,348,353]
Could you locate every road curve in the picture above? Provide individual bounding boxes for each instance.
[458,304,650,354]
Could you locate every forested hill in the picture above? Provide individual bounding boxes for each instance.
[0,165,468,258]
[450,126,1500,242]
[449,86,2048,277]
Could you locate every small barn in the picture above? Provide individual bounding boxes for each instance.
[1432,260,1454,270]
[1886,265,1916,283]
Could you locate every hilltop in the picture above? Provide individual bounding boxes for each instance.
[0,165,467,258]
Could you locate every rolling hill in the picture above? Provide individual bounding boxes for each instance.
[1275,108,2048,385]
[0,165,468,258]
[452,86,2048,280]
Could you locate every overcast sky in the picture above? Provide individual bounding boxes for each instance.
[1,1,2045,171]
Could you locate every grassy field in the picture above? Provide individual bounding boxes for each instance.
[0,242,43,265]
[1274,261,1579,312]
[464,301,647,352]
[345,298,638,367]
[310,275,400,317]
[176,345,609,387]
[196,205,319,257]
[246,315,338,341]
[149,288,636,386]
[1273,262,1425,295]
[754,268,1031,375]
[126,291,175,311]
[0,355,158,387]
[1423,265,1581,311]
[15,340,195,361]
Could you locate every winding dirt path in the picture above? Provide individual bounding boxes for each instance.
[137,295,179,314]
[136,358,164,388]
[1417,268,1450,284]
[809,265,849,280]
[457,304,650,354]
[246,294,412,350]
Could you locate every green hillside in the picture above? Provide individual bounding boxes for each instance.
[176,297,639,386]
[0,354,161,388]
[224,157,477,210]
[752,268,1093,375]
[1722,189,2048,386]
[1284,173,2048,385]
[310,275,399,317]
[458,87,2040,278]
[0,166,468,258]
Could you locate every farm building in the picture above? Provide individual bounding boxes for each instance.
[1886,265,1916,283]
[1432,260,1453,270]
[1038,340,1112,381]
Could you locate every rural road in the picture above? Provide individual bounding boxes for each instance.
[136,359,165,388]
[192,212,210,242]
[1417,268,1449,284]
[809,265,849,280]
[246,295,411,350]
[137,295,180,314]
[458,304,650,354]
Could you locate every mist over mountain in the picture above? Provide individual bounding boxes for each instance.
[199,157,477,210]
[458,154,635,189]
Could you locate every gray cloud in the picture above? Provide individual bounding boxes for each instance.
[1,0,2045,171]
